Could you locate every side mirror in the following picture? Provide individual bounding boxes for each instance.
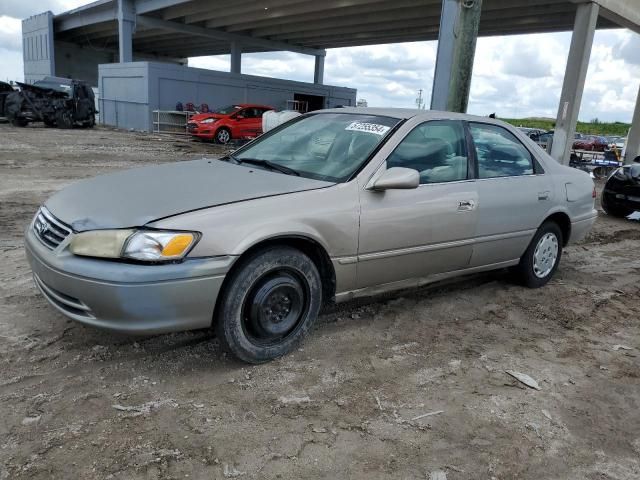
[236,114,245,120]
[370,167,420,190]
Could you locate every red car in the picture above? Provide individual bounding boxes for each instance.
[572,135,608,152]
[188,104,274,144]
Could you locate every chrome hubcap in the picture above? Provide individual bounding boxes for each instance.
[533,232,558,278]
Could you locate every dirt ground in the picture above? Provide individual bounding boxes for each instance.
[1,123,639,480]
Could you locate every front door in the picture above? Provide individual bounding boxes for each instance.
[466,122,551,267]
[357,120,478,289]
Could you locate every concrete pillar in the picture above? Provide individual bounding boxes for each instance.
[624,84,640,164]
[230,41,241,74]
[550,2,598,165]
[431,0,483,113]
[314,53,325,85]
[117,0,135,63]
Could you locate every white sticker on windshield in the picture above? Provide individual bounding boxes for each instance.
[345,121,390,136]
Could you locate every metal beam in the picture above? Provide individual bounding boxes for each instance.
[135,15,324,56]
[625,84,640,164]
[550,2,599,165]
[55,5,116,32]
[431,0,483,113]
[590,0,640,34]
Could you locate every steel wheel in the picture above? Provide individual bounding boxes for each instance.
[241,269,309,346]
[533,232,558,278]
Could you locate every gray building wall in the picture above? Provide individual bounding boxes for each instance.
[55,42,116,86]
[22,12,55,84]
[99,62,357,132]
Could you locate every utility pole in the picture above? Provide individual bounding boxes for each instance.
[415,89,425,109]
[431,0,483,113]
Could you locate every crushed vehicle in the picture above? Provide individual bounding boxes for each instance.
[601,157,640,218]
[4,76,96,128]
[0,81,15,121]
[25,108,597,363]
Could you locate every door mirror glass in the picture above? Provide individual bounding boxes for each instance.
[371,167,420,190]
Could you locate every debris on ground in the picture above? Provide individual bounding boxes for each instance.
[505,370,541,390]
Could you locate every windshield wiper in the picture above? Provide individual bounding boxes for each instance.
[219,153,240,164]
[236,158,300,176]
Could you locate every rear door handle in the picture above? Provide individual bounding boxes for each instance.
[538,191,551,200]
[458,200,476,211]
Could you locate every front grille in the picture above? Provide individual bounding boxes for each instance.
[33,207,72,250]
[187,122,197,132]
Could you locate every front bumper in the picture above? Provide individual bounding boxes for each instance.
[25,227,233,335]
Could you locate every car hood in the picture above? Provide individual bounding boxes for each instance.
[190,113,225,122]
[45,159,333,231]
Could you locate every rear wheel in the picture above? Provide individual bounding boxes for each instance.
[215,247,322,364]
[515,221,563,288]
[215,127,231,144]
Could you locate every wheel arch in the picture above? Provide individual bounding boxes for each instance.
[212,234,337,326]
[542,211,571,246]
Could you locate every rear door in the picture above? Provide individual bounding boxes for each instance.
[467,122,550,267]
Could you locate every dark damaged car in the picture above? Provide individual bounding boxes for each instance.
[601,157,640,218]
[5,76,96,128]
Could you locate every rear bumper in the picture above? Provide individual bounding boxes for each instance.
[569,210,597,244]
[603,189,640,210]
[25,228,232,335]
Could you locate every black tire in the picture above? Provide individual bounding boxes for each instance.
[515,221,563,288]
[56,110,74,129]
[11,117,28,127]
[43,118,56,127]
[81,115,96,128]
[215,246,322,364]
[215,127,231,144]
[601,194,634,218]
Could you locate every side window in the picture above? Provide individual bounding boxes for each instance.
[469,123,534,178]
[386,120,469,184]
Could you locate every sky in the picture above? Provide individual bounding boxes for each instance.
[2,1,640,122]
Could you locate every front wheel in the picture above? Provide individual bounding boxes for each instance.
[515,222,563,288]
[56,110,74,129]
[215,127,231,144]
[215,247,322,363]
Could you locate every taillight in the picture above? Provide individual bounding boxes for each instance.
[592,186,597,198]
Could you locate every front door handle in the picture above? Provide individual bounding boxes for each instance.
[458,200,476,211]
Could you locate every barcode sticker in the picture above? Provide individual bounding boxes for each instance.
[345,121,390,136]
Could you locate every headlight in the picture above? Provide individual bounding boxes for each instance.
[69,230,199,262]
[200,118,217,124]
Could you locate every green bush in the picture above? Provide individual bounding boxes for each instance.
[501,118,630,137]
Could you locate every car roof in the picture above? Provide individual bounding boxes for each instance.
[318,107,515,126]
[237,103,273,109]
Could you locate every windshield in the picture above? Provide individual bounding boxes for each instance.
[214,105,242,114]
[233,113,400,182]
[33,80,72,95]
